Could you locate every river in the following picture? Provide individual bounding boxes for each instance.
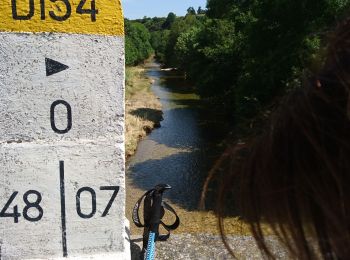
[125,61,249,236]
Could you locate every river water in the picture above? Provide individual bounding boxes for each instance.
[126,62,249,235]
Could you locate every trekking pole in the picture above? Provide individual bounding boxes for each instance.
[144,184,169,260]
[132,184,180,260]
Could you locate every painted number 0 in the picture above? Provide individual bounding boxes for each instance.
[50,100,72,134]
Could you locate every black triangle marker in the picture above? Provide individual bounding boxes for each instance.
[45,58,69,76]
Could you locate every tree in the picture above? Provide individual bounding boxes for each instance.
[125,19,153,65]
[187,7,196,15]
[206,0,235,18]
[164,15,202,67]
[151,30,170,62]
[197,6,206,15]
[174,26,201,69]
[162,12,176,29]
[145,17,167,32]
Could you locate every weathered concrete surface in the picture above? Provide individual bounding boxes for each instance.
[0,33,124,143]
[0,31,128,259]
[0,143,125,258]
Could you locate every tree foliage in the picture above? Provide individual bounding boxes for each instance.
[197,6,206,15]
[151,1,350,127]
[126,1,350,132]
[162,12,176,29]
[125,19,153,66]
[187,7,196,15]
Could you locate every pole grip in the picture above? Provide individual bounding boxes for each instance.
[149,191,163,233]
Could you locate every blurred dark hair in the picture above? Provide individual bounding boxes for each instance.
[214,17,350,259]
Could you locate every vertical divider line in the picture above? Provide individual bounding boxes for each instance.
[60,161,68,257]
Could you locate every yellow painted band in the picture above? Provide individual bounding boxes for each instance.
[0,0,124,36]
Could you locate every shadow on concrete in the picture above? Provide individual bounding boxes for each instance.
[130,238,143,260]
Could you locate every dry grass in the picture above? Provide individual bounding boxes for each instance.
[125,66,163,158]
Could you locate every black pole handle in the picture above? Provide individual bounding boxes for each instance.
[149,184,171,233]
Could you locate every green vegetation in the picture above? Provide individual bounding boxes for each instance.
[125,66,150,99]
[125,0,350,136]
[125,20,153,65]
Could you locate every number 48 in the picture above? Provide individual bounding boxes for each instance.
[0,191,43,223]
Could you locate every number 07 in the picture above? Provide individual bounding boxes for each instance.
[76,186,120,219]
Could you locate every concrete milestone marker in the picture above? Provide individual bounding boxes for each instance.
[0,0,128,259]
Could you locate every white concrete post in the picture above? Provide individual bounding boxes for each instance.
[0,0,128,259]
